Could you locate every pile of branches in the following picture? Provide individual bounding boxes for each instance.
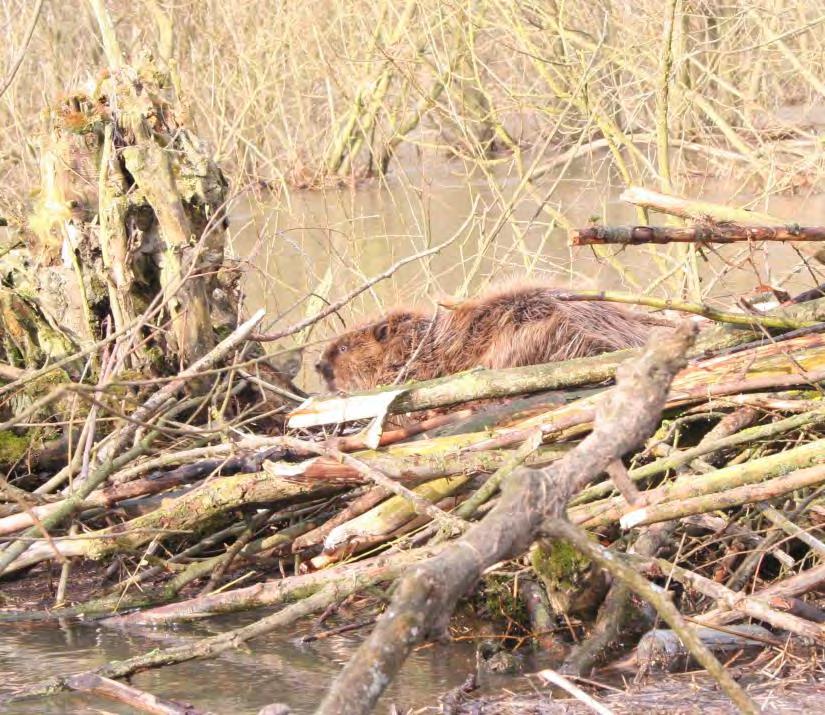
[0,16,823,713]
[1,279,824,714]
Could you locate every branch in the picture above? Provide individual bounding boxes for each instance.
[620,186,785,225]
[316,322,695,715]
[547,522,758,714]
[571,224,825,246]
[551,290,820,330]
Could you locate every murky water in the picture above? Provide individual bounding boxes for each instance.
[0,615,547,714]
[228,156,824,390]
[3,158,824,713]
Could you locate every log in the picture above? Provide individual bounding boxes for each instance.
[316,323,756,715]
[64,673,206,715]
[647,557,825,643]
[570,224,825,246]
[103,546,437,626]
[573,440,825,528]
[1,469,339,574]
[637,625,775,673]
[619,186,785,225]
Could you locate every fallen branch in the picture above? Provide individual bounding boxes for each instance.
[570,224,825,246]
[1,469,340,574]
[4,562,403,705]
[316,323,739,715]
[620,185,785,225]
[64,673,206,715]
[546,521,759,714]
[0,309,267,577]
[103,545,436,626]
[573,439,825,527]
[648,556,825,643]
[551,289,820,330]
[619,463,825,528]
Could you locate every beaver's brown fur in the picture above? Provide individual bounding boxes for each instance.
[316,283,671,392]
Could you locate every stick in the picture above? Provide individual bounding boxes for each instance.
[571,224,825,246]
[551,289,820,330]
[64,673,205,715]
[0,310,266,576]
[537,669,614,715]
[315,324,695,715]
[548,521,759,715]
[620,186,785,225]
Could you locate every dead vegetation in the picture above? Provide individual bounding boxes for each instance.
[0,1,825,715]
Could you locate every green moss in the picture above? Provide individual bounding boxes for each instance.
[132,345,168,375]
[0,430,33,464]
[531,539,592,591]
[214,324,233,341]
[23,368,70,398]
[481,573,529,628]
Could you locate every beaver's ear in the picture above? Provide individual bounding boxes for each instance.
[372,320,390,342]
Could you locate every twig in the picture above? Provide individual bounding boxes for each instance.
[537,669,614,715]
[757,503,825,558]
[316,323,694,715]
[0,0,45,100]
[0,310,266,576]
[251,235,458,342]
[547,521,759,715]
[551,289,819,330]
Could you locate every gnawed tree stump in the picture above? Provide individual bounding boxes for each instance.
[3,59,234,378]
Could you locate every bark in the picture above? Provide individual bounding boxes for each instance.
[315,323,697,715]
[64,673,205,715]
[571,224,825,246]
[2,468,338,574]
[6,59,234,374]
[104,546,437,626]
[636,625,774,673]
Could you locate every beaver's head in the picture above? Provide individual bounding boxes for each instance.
[316,310,431,392]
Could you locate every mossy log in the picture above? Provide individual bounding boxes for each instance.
[1,442,568,572]
[2,470,341,574]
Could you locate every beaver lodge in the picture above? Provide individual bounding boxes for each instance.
[1,2,825,714]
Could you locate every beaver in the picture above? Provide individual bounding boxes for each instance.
[316,283,671,392]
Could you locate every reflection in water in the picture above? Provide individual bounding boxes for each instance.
[0,618,489,714]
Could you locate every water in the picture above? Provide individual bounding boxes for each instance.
[227,155,824,391]
[3,157,824,712]
[1,616,489,713]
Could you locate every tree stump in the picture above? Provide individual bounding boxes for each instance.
[3,59,235,377]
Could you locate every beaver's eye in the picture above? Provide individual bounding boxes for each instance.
[339,345,348,353]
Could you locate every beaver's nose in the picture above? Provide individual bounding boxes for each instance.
[315,360,334,381]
